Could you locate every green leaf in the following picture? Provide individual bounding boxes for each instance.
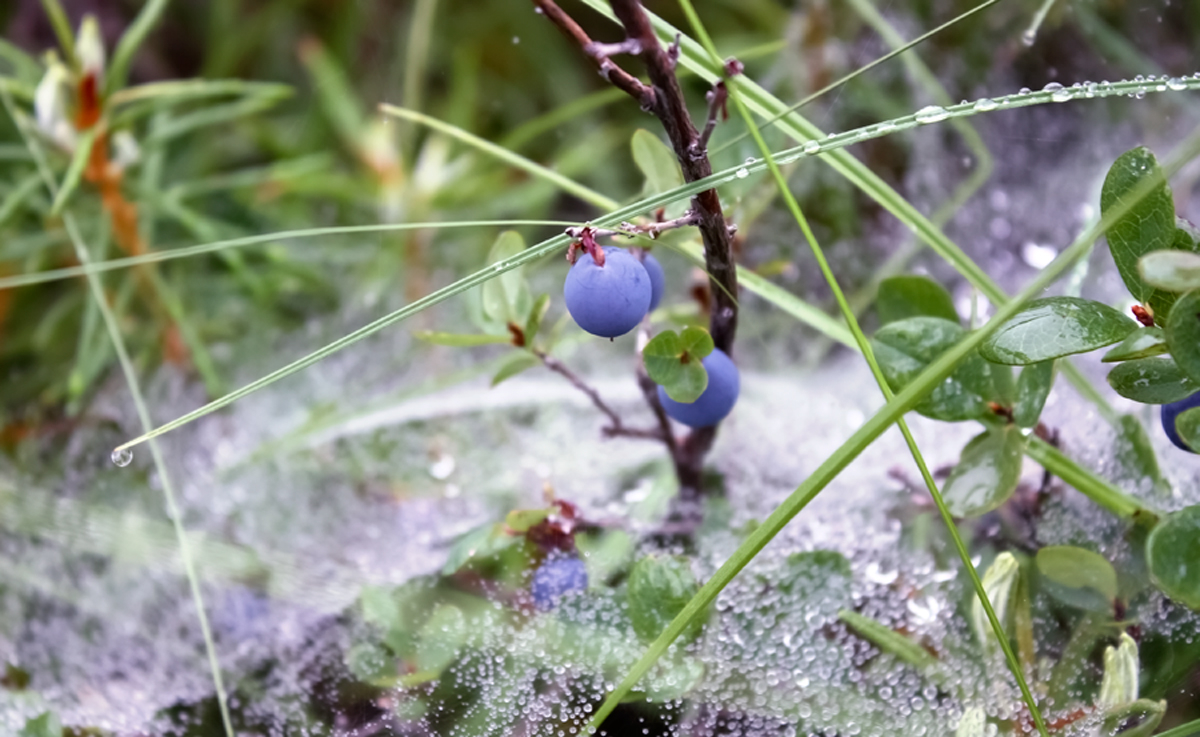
[1101,699,1166,737]
[1013,360,1054,428]
[1114,415,1167,497]
[643,328,712,403]
[415,604,468,672]
[971,552,1019,653]
[1147,504,1200,610]
[491,351,541,387]
[838,609,937,670]
[631,128,684,195]
[872,317,996,421]
[1102,327,1168,362]
[1107,356,1200,404]
[19,713,61,737]
[1098,633,1140,708]
[481,231,530,324]
[1165,289,1200,385]
[504,507,551,533]
[1101,146,1179,321]
[525,293,551,341]
[1139,250,1200,293]
[875,275,959,324]
[441,522,518,574]
[1036,546,1118,610]
[942,425,1025,517]
[414,331,511,347]
[980,297,1136,365]
[626,555,706,644]
[1175,406,1200,452]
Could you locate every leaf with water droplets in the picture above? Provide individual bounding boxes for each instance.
[838,609,937,671]
[1102,327,1168,362]
[1114,414,1168,497]
[627,554,706,645]
[1147,504,1200,610]
[1165,290,1200,385]
[872,317,998,421]
[1036,545,1118,611]
[941,425,1025,517]
[1139,250,1200,293]
[980,297,1136,365]
[1013,360,1054,428]
[1101,147,1180,321]
[1107,356,1199,404]
[875,275,959,325]
[415,604,468,672]
[1100,698,1166,737]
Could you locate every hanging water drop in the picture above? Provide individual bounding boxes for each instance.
[1044,82,1071,102]
[1168,77,1187,91]
[744,156,756,165]
[735,167,749,179]
[914,105,949,124]
[803,140,821,155]
[1020,28,1036,46]
[111,448,133,467]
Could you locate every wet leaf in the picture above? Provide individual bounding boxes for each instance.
[1102,327,1168,362]
[954,707,987,737]
[1139,250,1200,293]
[1175,406,1200,452]
[838,609,937,671]
[971,552,1019,652]
[1013,360,1054,427]
[524,293,551,341]
[631,128,684,195]
[1165,290,1200,385]
[413,331,511,347]
[415,604,467,672]
[481,231,531,324]
[1101,698,1166,737]
[980,297,1136,365]
[1036,546,1118,611]
[1098,633,1140,708]
[1114,415,1167,496]
[1147,504,1200,610]
[627,554,706,644]
[1107,356,1199,404]
[491,351,541,387]
[1101,146,1179,321]
[876,275,959,325]
[442,522,517,574]
[872,317,997,421]
[942,425,1025,517]
[504,507,551,533]
[643,327,713,403]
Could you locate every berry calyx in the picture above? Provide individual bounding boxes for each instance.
[564,246,651,338]
[1161,391,1200,452]
[657,347,740,428]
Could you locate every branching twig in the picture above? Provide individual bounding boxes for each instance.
[534,349,665,441]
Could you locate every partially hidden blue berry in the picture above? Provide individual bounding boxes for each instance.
[531,556,589,610]
[642,252,666,312]
[1161,391,1200,452]
[564,246,651,338]
[657,348,740,428]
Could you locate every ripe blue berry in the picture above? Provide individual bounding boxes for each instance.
[657,348,740,428]
[1161,391,1200,452]
[531,556,589,610]
[642,253,666,312]
[564,246,651,338]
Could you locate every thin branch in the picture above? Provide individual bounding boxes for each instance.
[698,81,728,151]
[535,349,665,441]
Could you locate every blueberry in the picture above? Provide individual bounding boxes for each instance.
[531,556,589,610]
[642,253,666,312]
[657,348,740,428]
[564,246,651,337]
[1161,391,1200,452]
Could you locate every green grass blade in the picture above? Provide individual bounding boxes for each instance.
[400,0,438,155]
[1155,718,1200,737]
[0,39,43,81]
[37,0,76,66]
[499,88,625,151]
[48,126,96,216]
[105,0,172,96]
[0,171,42,228]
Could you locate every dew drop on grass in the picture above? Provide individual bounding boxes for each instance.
[803,140,821,155]
[1044,82,1071,102]
[735,167,749,179]
[111,447,133,467]
[973,98,998,112]
[1021,28,1036,46]
[1168,77,1188,91]
[914,105,949,124]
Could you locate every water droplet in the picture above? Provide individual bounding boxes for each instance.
[1085,82,1098,98]
[1135,89,1147,100]
[973,98,998,112]
[1018,87,1032,95]
[1044,82,1072,102]
[512,36,520,44]
[1021,28,1036,46]
[1168,77,1188,91]
[914,105,949,124]
[874,121,897,134]
[111,448,133,467]
[744,156,756,164]
[735,167,749,179]
[803,140,821,155]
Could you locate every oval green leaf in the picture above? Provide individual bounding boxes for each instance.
[1175,406,1200,452]
[1102,327,1168,362]
[1036,545,1118,602]
[838,609,936,670]
[631,128,684,196]
[1139,250,1200,293]
[491,351,541,387]
[481,231,530,324]
[626,554,705,644]
[980,297,1136,365]
[1013,360,1054,428]
[942,425,1026,517]
[1165,289,1200,385]
[1147,504,1200,610]
[1107,356,1200,404]
[643,328,710,403]
[1114,414,1167,497]
[1101,146,1179,321]
[873,317,997,421]
[876,275,959,325]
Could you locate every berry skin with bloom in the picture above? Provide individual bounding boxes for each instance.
[1161,391,1200,452]
[531,556,589,610]
[564,246,651,338]
[657,348,740,428]
[642,253,666,312]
